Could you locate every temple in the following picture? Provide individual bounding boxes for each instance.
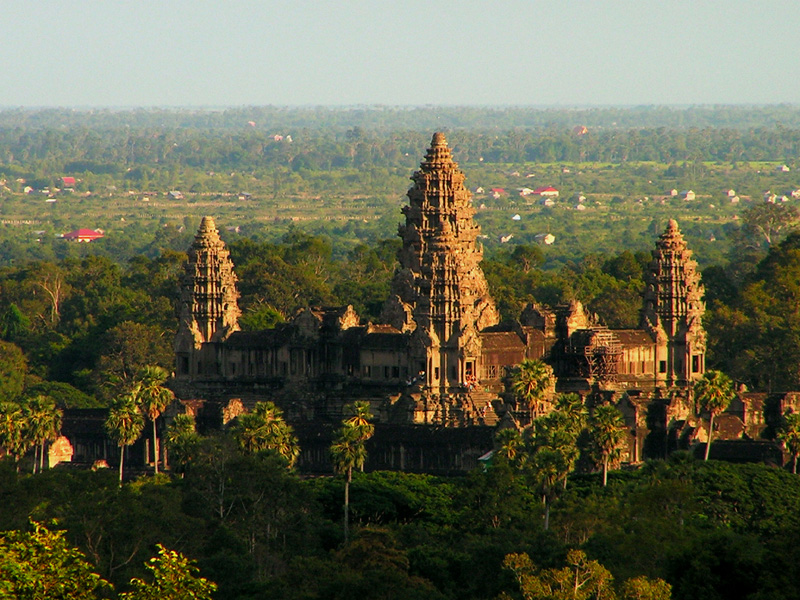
[170,133,715,469]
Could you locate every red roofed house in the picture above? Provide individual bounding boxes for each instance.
[61,176,76,187]
[534,186,559,197]
[63,228,104,242]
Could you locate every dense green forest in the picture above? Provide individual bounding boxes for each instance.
[3,106,800,598]
[3,453,800,599]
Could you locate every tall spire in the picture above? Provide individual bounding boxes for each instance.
[177,217,240,347]
[641,219,706,385]
[383,132,498,392]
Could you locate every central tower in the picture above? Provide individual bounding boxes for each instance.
[383,132,499,395]
[641,219,706,387]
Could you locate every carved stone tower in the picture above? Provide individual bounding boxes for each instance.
[174,217,240,376]
[641,219,706,387]
[382,132,499,394]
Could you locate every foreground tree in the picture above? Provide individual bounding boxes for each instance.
[621,576,672,600]
[511,359,555,422]
[0,523,216,600]
[120,544,217,600]
[105,393,145,485]
[0,522,111,599]
[133,365,175,474]
[330,401,374,542]
[589,404,626,486]
[503,549,616,600]
[694,370,735,461]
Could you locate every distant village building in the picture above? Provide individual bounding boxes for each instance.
[669,189,678,197]
[534,233,556,245]
[778,164,790,172]
[681,190,695,201]
[534,186,559,197]
[726,189,736,198]
[168,190,184,200]
[63,228,104,242]
[61,176,76,187]
[541,198,555,207]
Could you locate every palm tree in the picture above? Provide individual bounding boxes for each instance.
[494,428,525,467]
[694,370,735,461]
[527,448,569,531]
[232,401,299,467]
[132,366,174,474]
[511,359,555,423]
[589,404,626,486]
[105,394,145,485]
[23,395,62,474]
[778,411,800,474]
[533,409,581,492]
[0,402,29,472]
[330,402,374,542]
[343,401,374,471]
[554,393,588,436]
[165,413,201,476]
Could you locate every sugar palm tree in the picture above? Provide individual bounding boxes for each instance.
[232,401,299,467]
[694,370,735,461]
[0,402,29,472]
[527,447,569,530]
[778,411,800,474]
[494,428,525,467]
[330,402,374,542]
[589,404,626,486]
[105,393,145,485]
[554,392,588,436]
[165,413,201,476]
[511,359,555,423]
[343,400,374,471]
[132,366,174,474]
[23,395,62,474]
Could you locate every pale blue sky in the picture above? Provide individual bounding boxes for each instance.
[2,0,798,107]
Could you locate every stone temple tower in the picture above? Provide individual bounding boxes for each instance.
[382,132,499,394]
[174,217,240,376]
[640,219,706,387]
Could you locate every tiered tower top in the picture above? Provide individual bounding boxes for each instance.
[641,219,705,337]
[384,132,499,350]
[178,216,240,345]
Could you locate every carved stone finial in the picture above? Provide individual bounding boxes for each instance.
[431,132,447,147]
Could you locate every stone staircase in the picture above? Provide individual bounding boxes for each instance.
[466,391,501,426]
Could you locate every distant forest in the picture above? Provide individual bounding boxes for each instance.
[4,104,800,131]
[2,106,800,175]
